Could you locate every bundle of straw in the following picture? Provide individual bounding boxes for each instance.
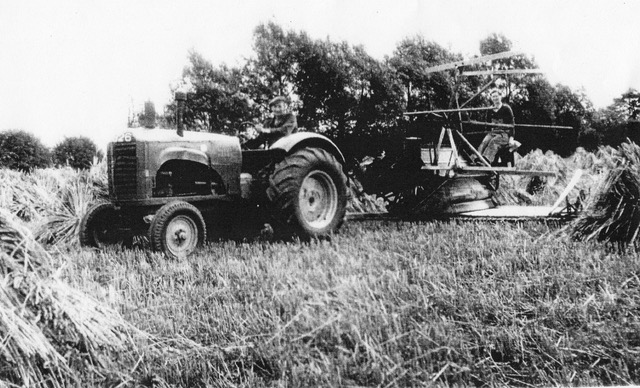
[567,141,640,245]
[33,177,98,247]
[0,163,108,248]
[493,146,617,209]
[346,176,387,213]
[0,209,140,386]
[494,149,568,206]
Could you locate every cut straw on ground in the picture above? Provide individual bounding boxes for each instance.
[564,141,640,246]
[0,209,140,386]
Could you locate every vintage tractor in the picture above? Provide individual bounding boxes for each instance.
[79,98,348,258]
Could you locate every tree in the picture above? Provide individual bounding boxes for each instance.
[621,89,640,144]
[479,33,513,56]
[389,36,460,112]
[577,128,601,151]
[553,85,588,129]
[0,130,51,171]
[515,78,556,124]
[292,32,405,159]
[249,22,298,98]
[164,25,614,161]
[299,41,404,159]
[618,89,640,120]
[52,136,98,170]
[167,51,257,135]
[477,33,539,104]
[242,23,406,160]
[592,89,640,147]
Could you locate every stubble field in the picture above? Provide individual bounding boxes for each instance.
[2,146,640,387]
[62,218,639,386]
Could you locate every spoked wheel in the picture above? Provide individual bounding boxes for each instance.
[149,201,206,259]
[79,203,122,248]
[268,147,348,237]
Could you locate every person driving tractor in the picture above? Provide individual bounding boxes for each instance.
[244,96,298,149]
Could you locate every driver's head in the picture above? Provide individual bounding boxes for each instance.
[268,96,288,116]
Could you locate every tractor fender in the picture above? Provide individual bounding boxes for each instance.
[157,147,209,167]
[270,132,345,165]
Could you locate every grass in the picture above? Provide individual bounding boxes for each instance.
[60,219,640,387]
[2,147,640,386]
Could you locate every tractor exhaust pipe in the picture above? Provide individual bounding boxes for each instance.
[175,92,186,137]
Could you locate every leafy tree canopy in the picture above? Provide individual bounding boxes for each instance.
[165,51,257,135]
[0,130,51,171]
[163,24,635,158]
[52,136,98,170]
[590,89,640,147]
[389,36,461,111]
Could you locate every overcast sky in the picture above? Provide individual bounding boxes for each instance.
[1,0,639,149]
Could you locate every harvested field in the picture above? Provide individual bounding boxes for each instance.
[0,146,639,386]
[58,220,640,386]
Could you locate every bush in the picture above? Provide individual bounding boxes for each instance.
[0,130,51,171]
[578,128,601,152]
[52,136,98,170]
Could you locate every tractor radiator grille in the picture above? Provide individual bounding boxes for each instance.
[109,143,138,199]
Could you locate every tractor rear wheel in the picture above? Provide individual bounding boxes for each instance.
[267,148,348,237]
[79,203,121,248]
[149,201,206,259]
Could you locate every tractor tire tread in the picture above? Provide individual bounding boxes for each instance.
[267,147,348,236]
[79,202,117,248]
[149,201,206,258]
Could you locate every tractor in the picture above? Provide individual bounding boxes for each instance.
[79,96,348,259]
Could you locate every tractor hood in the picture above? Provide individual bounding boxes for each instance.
[109,128,243,196]
[111,127,241,165]
[112,127,240,146]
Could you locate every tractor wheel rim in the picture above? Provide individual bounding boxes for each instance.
[299,170,338,230]
[166,215,198,256]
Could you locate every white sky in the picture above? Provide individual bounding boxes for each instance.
[1,0,639,149]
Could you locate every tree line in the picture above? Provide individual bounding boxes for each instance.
[0,131,100,171]
[154,22,639,163]
[3,22,638,172]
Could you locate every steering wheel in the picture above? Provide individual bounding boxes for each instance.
[238,121,267,149]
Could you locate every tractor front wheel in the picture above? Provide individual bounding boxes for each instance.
[267,148,348,237]
[149,201,206,259]
[79,203,122,248]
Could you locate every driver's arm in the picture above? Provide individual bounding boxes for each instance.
[261,114,297,136]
